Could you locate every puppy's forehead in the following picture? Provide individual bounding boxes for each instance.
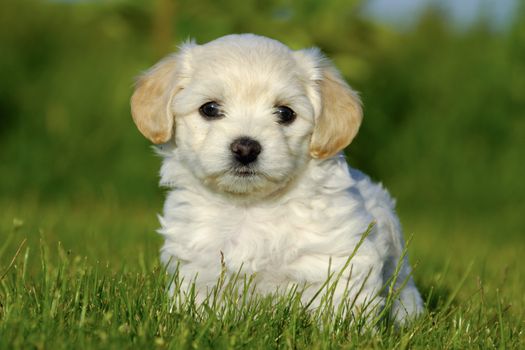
[200,35,292,63]
[191,35,301,86]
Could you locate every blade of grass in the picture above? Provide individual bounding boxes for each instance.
[0,238,26,281]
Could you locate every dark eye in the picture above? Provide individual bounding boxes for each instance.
[274,106,296,125]
[199,101,223,120]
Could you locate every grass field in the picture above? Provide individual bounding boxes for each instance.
[1,196,523,349]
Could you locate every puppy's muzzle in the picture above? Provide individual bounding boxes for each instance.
[230,137,262,165]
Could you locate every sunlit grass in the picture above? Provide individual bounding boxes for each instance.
[1,200,523,349]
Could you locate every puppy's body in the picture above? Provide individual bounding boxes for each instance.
[159,146,421,323]
[131,34,423,324]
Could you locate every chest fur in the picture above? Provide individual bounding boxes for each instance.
[160,187,372,281]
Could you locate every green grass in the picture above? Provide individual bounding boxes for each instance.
[1,199,523,349]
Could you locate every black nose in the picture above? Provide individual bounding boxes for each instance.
[230,137,262,165]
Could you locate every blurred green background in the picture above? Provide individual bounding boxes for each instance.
[1,0,524,270]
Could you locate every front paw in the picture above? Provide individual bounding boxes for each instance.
[391,287,425,325]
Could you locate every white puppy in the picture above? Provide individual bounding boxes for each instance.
[131,34,423,324]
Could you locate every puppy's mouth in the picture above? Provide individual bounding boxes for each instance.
[204,165,290,198]
[231,166,258,178]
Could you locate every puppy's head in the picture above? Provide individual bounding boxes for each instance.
[131,34,362,198]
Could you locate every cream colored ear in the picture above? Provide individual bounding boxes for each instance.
[309,65,363,159]
[131,54,180,144]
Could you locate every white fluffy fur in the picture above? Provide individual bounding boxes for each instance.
[131,34,424,324]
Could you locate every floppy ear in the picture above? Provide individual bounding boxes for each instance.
[310,65,363,159]
[130,54,180,144]
[295,48,363,159]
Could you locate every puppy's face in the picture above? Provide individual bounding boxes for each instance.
[131,34,362,199]
[171,38,317,197]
